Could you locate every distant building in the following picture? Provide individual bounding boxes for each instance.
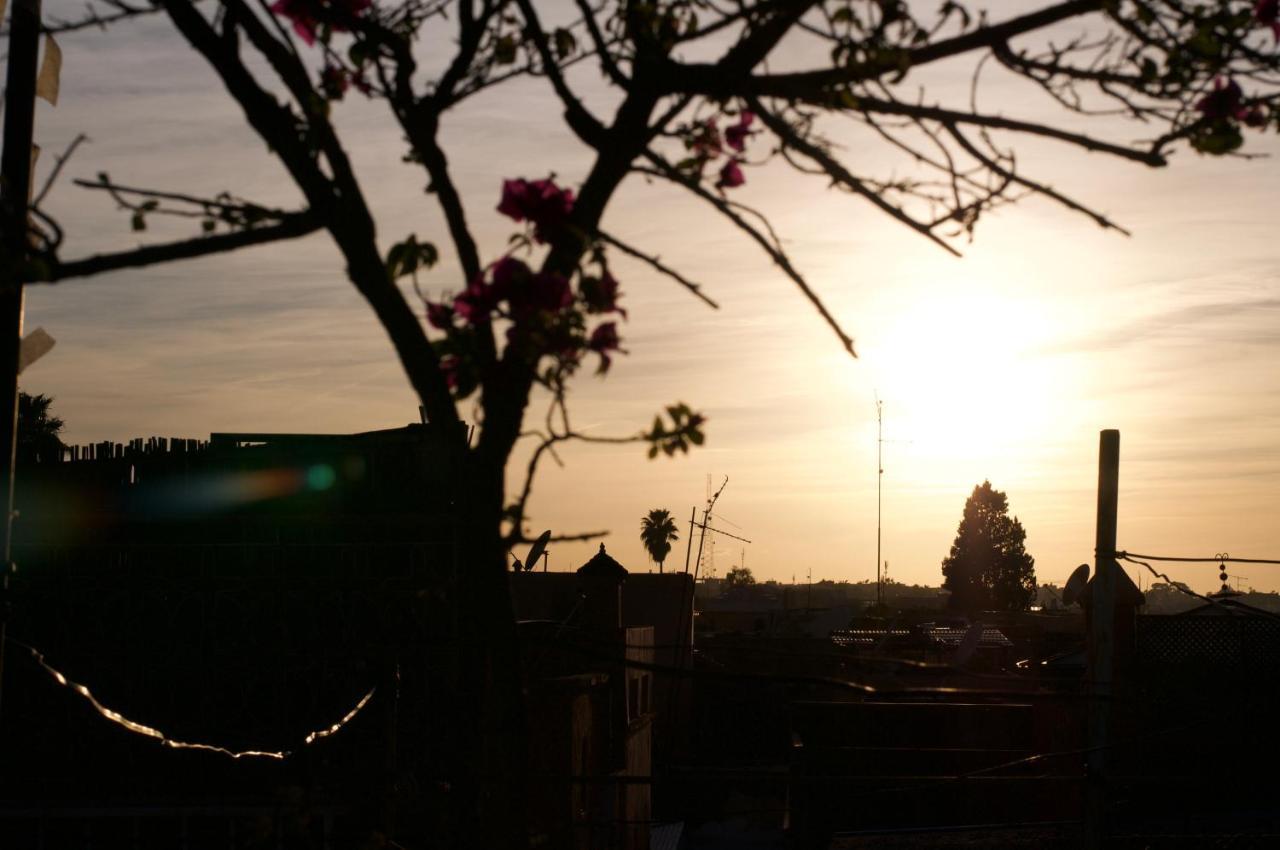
[511,545,695,849]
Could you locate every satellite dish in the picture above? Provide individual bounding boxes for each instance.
[524,530,552,572]
[1062,563,1090,607]
[954,623,984,667]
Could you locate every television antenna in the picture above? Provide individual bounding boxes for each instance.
[683,476,752,578]
[875,397,885,608]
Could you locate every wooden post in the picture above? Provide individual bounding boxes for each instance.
[1086,429,1120,848]
[0,0,43,719]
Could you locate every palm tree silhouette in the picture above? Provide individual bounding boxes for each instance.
[17,392,65,465]
[639,508,680,574]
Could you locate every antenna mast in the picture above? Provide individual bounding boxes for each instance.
[876,398,884,608]
[684,476,751,577]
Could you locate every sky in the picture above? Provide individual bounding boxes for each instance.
[17,1,1280,594]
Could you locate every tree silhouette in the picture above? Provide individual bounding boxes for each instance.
[639,508,679,573]
[724,566,756,590]
[942,481,1036,612]
[16,392,65,465]
[21,1,1280,845]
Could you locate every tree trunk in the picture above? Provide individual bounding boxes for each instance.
[446,455,529,850]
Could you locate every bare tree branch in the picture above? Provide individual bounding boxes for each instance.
[596,229,718,308]
[639,151,856,357]
[39,215,323,282]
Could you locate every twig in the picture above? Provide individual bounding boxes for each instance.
[34,134,89,207]
[596,230,719,308]
[639,149,857,357]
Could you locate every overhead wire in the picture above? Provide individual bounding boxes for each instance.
[1114,553,1280,622]
[1116,551,1280,565]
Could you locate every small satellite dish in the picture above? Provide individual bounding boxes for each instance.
[1063,563,1090,607]
[954,623,984,667]
[524,530,552,573]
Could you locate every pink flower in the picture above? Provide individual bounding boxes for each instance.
[489,255,531,300]
[724,111,755,152]
[580,272,625,316]
[426,301,453,330]
[588,322,624,373]
[533,272,574,312]
[1243,104,1268,128]
[497,178,576,243]
[453,279,500,324]
[1196,77,1247,122]
[270,0,372,46]
[716,158,746,189]
[1256,0,1280,41]
[510,272,573,319]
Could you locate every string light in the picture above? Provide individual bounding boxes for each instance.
[16,641,374,760]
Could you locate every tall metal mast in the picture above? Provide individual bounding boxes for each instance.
[876,399,884,608]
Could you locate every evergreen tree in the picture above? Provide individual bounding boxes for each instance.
[941,481,1036,612]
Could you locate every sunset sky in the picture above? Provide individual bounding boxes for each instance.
[21,1,1280,594]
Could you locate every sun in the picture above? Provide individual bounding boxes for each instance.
[857,285,1071,471]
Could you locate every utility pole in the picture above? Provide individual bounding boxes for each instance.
[1086,429,1120,850]
[0,0,44,719]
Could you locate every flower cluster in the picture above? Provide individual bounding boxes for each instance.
[1197,78,1266,125]
[422,178,627,397]
[269,0,371,47]
[679,109,757,190]
[497,178,576,244]
[1192,76,1268,153]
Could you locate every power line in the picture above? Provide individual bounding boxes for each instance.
[1115,551,1280,566]
[1115,554,1280,622]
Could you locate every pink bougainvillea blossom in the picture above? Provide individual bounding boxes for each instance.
[270,0,372,46]
[580,272,625,317]
[453,279,501,324]
[489,255,531,300]
[588,322,624,373]
[508,272,573,319]
[426,301,454,330]
[716,158,746,189]
[724,111,756,152]
[1256,0,1280,41]
[531,272,574,313]
[1196,77,1247,121]
[497,178,576,243]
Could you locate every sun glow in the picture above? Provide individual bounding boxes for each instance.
[857,285,1075,478]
